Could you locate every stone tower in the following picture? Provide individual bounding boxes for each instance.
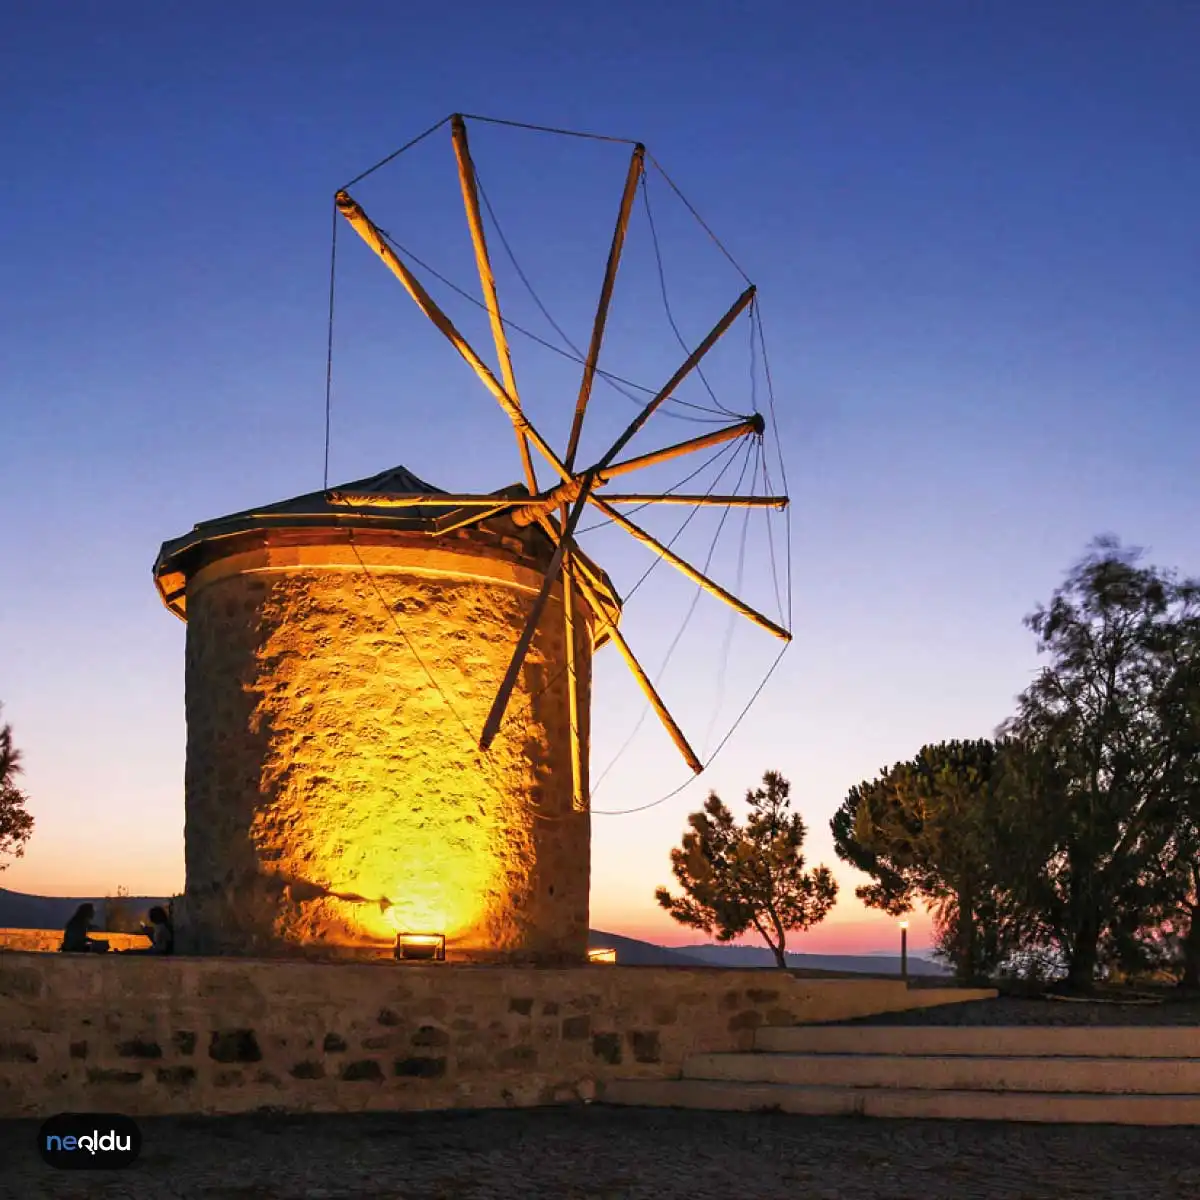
[154,466,620,962]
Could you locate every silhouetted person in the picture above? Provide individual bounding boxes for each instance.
[59,903,108,953]
[118,906,174,956]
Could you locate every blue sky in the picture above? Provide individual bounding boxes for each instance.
[2,2,1197,951]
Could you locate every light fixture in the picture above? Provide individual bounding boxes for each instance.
[395,933,446,962]
[587,947,617,964]
[898,919,909,983]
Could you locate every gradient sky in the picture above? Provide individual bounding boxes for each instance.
[2,3,1198,956]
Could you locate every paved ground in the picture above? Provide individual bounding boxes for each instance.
[5,1105,1200,1200]
[838,994,1200,1026]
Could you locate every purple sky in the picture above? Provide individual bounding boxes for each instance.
[2,2,1198,952]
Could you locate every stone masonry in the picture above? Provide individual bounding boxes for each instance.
[175,528,598,962]
[0,955,961,1119]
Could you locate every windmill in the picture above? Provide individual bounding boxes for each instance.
[331,113,791,812]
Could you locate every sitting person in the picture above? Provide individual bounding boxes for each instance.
[118,906,174,956]
[59,903,109,953]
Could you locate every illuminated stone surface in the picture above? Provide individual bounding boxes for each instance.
[154,469,618,962]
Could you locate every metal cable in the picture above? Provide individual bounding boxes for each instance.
[640,171,739,417]
[339,115,453,191]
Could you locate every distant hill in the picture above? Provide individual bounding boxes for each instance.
[0,888,169,931]
[586,930,708,967]
[678,943,951,976]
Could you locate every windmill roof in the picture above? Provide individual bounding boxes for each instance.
[152,464,620,632]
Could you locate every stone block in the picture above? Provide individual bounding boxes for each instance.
[562,1015,590,1040]
[394,1057,446,1079]
[117,1039,162,1060]
[592,1033,621,1065]
[0,1041,37,1063]
[628,1031,661,1064]
[341,1060,384,1082]
[209,1030,262,1063]
[157,1066,197,1087]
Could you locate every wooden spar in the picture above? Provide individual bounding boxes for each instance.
[335,190,572,486]
[434,505,518,536]
[569,563,702,774]
[329,492,521,508]
[565,144,645,470]
[597,415,763,482]
[588,496,792,642]
[562,548,584,810]
[600,494,788,508]
[593,285,756,474]
[450,115,539,496]
[479,475,598,752]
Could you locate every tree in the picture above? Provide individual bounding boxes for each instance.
[997,537,1192,990]
[0,704,35,869]
[1145,579,1200,986]
[655,771,838,967]
[831,739,1017,983]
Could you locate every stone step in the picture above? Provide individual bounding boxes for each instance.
[684,1050,1200,1094]
[755,1024,1200,1059]
[603,1077,1200,1125]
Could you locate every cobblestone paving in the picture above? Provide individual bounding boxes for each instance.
[4,1106,1200,1200]
[837,995,1200,1026]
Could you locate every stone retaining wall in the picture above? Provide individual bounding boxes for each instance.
[0,952,988,1118]
[0,928,149,953]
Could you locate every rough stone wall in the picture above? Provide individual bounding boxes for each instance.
[0,930,150,953]
[181,534,594,961]
[0,956,952,1118]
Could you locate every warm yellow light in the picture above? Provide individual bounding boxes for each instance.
[899,920,909,930]
[395,932,446,961]
[587,947,617,964]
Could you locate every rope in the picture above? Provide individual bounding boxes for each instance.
[374,224,731,426]
[590,436,756,791]
[474,169,725,422]
[752,301,793,629]
[639,172,739,418]
[646,155,753,286]
[577,433,742,534]
[700,440,756,757]
[339,115,452,191]
[459,112,639,146]
[748,304,786,629]
[592,640,791,816]
[525,434,749,712]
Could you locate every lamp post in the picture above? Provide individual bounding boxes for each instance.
[899,919,909,983]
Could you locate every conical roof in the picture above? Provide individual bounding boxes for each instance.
[152,465,620,630]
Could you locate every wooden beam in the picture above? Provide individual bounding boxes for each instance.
[479,476,598,751]
[565,144,645,469]
[569,563,702,775]
[433,505,518,536]
[597,415,763,482]
[588,495,792,642]
[329,492,521,508]
[450,114,539,496]
[335,190,572,486]
[600,494,788,508]
[593,285,756,474]
[563,551,585,810]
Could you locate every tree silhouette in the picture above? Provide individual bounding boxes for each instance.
[655,771,838,968]
[0,704,34,869]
